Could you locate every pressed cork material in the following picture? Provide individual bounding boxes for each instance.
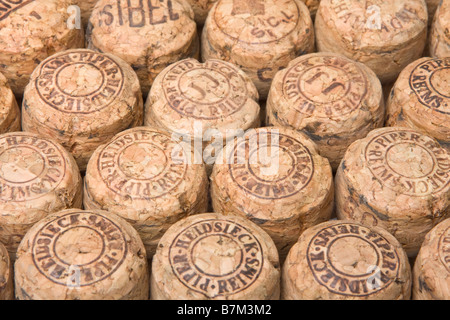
[0,243,13,300]
[429,0,450,58]
[74,0,98,26]
[300,0,320,17]
[186,0,218,24]
[0,72,20,134]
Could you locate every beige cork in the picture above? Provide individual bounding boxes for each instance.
[282,220,411,300]
[0,132,82,261]
[386,57,450,151]
[186,0,218,24]
[0,0,84,96]
[0,243,13,300]
[87,0,199,95]
[429,0,450,58]
[22,49,143,172]
[413,218,450,300]
[14,209,149,300]
[202,0,315,99]
[151,213,280,300]
[211,126,334,262]
[0,72,20,134]
[300,0,320,18]
[267,52,385,171]
[73,0,98,27]
[315,0,428,84]
[426,0,441,26]
[335,127,450,258]
[84,126,209,259]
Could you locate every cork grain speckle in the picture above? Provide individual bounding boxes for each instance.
[0,243,13,300]
[429,0,450,58]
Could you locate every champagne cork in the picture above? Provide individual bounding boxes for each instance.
[0,0,84,96]
[202,0,315,99]
[73,0,98,26]
[87,0,199,95]
[0,243,13,300]
[0,132,82,261]
[282,220,411,300]
[386,57,450,151]
[335,127,450,257]
[84,127,209,259]
[14,209,149,300]
[186,0,218,24]
[426,0,440,26]
[151,213,280,300]
[413,218,450,300]
[315,0,428,84]
[0,72,20,134]
[211,126,334,261]
[267,52,385,171]
[22,49,143,171]
[300,0,320,18]
[429,0,450,58]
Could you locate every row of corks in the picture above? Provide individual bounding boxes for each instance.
[0,0,448,300]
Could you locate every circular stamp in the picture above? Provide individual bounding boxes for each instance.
[0,134,67,202]
[97,129,188,199]
[364,129,450,196]
[229,130,314,200]
[32,211,128,287]
[282,56,368,118]
[168,218,264,298]
[438,226,450,272]
[409,58,450,114]
[213,0,300,45]
[307,222,400,297]
[36,51,124,114]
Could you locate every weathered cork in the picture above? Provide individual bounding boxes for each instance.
[413,218,450,300]
[151,213,280,300]
[211,126,334,262]
[186,0,218,24]
[267,52,385,171]
[0,0,84,96]
[73,0,98,27]
[426,0,440,26]
[202,0,315,99]
[87,0,199,95]
[335,127,450,258]
[14,209,149,300]
[22,49,143,171]
[429,0,450,58]
[282,220,411,300]
[300,0,320,18]
[315,0,428,84]
[0,72,20,134]
[84,127,209,259]
[0,243,13,300]
[0,132,82,261]
[386,57,450,151]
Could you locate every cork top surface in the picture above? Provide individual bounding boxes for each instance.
[0,72,17,124]
[0,243,10,288]
[418,218,450,273]
[436,0,450,26]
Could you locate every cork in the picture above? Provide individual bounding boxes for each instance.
[145,58,261,171]
[14,209,149,300]
[413,218,450,300]
[73,0,98,27]
[315,0,428,84]
[202,0,315,99]
[151,213,280,300]
[426,0,440,26]
[0,132,82,261]
[211,126,334,261]
[429,0,450,58]
[186,0,218,24]
[335,127,450,258]
[386,57,450,151]
[0,0,85,96]
[282,220,412,300]
[84,127,209,259]
[22,49,143,172]
[0,243,13,300]
[300,0,320,18]
[0,72,20,134]
[267,52,385,171]
[87,0,199,95]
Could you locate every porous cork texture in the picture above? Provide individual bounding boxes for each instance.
[202,0,315,99]
[14,209,149,300]
[0,132,82,261]
[0,72,20,134]
[429,0,450,58]
[282,220,411,300]
[73,0,98,26]
[0,243,13,300]
[300,0,320,17]
[151,213,280,300]
[386,57,450,151]
[426,0,441,26]
[267,52,385,171]
[335,127,450,258]
[87,0,199,95]
[186,0,218,24]
[84,127,209,259]
[0,0,85,96]
[413,218,450,300]
[22,49,143,172]
[145,58,260,171]
[315,0,428,84]
[211,126,334,261]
